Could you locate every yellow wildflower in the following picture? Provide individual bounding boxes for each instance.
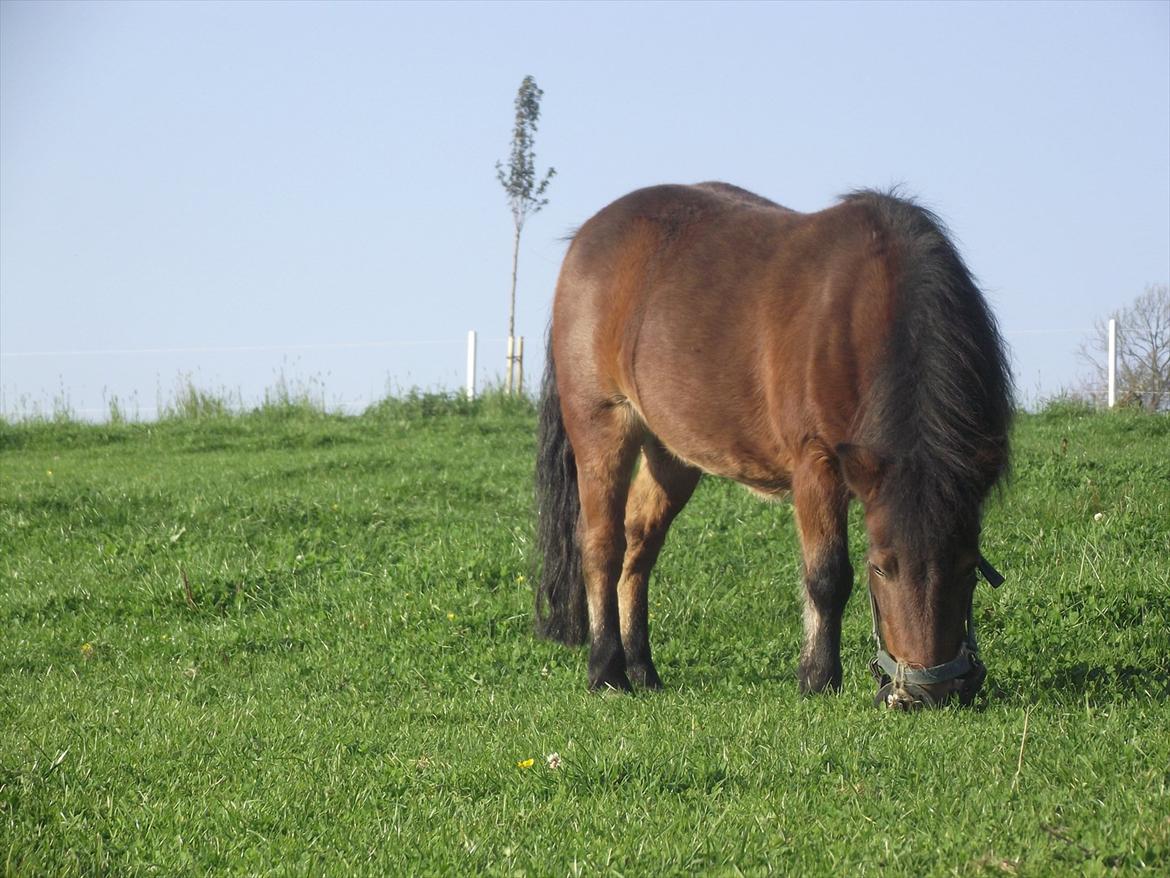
[516,758,535,769]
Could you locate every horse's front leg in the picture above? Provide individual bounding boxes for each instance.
[793,452,853,693]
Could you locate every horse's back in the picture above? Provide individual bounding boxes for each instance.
[552,183,888,489]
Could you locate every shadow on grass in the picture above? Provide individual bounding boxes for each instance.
[167,568,312,618]
[1044,662,1169,701]
[989,662,1170,705]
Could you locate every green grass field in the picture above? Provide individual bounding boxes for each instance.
[2,397,1168,876]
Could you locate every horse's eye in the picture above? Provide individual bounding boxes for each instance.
[870,563,887,578]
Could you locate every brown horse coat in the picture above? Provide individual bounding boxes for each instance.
[555,182,893,491]
[536,182,1011,705]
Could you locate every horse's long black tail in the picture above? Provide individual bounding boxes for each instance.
[534,337,588,645]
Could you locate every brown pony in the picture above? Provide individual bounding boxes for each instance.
[534,183,1012,709]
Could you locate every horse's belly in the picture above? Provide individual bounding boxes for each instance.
[632,399,796,494]
[670,441,794,493]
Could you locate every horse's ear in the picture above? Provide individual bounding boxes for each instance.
[835,443,886,503]
[973,442,1010,490]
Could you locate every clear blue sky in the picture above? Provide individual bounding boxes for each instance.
[2,0,1168,417]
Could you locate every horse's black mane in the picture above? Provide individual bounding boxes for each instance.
[845,189,1014,554]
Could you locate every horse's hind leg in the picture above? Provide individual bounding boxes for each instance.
[568,403,643,691]
[793,450,853,693]
[618,439,701,689]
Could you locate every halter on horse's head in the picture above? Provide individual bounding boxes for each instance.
[868,554,1004,709]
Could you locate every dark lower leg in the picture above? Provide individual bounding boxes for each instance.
[794,454,853,694]
[583,526,631,691]
[618,557,663,689]
[798,543,852,693]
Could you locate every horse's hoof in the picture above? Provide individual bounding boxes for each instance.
[797,661,842,695]
[627,662,663,690]
[588,672,633,693]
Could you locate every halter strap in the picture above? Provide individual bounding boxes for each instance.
[977,554,1005,588]
[869,553,1003,691]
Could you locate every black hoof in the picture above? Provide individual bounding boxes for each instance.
[627,661,663,690]
[588,670,633,692]
[798,659,842,695]
[588,646,632,692]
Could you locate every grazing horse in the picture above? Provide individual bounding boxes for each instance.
[534,183,1012,709]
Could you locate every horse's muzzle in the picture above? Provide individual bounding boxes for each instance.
[874,660,987,710]
[866,555,1003,710]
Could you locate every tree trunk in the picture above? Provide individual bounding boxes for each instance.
[507,223,521,393]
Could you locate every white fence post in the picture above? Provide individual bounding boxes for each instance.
[466,330,477,400]
[1107,318,1116,408]
[516,336,525,395]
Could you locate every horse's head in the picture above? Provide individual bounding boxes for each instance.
[838,444,996,710]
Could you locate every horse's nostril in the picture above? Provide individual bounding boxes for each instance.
[871,654,983,708]
[874,683,927,710]
[887,687,922,711]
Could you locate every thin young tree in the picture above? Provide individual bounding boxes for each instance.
[496,75,555,393]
